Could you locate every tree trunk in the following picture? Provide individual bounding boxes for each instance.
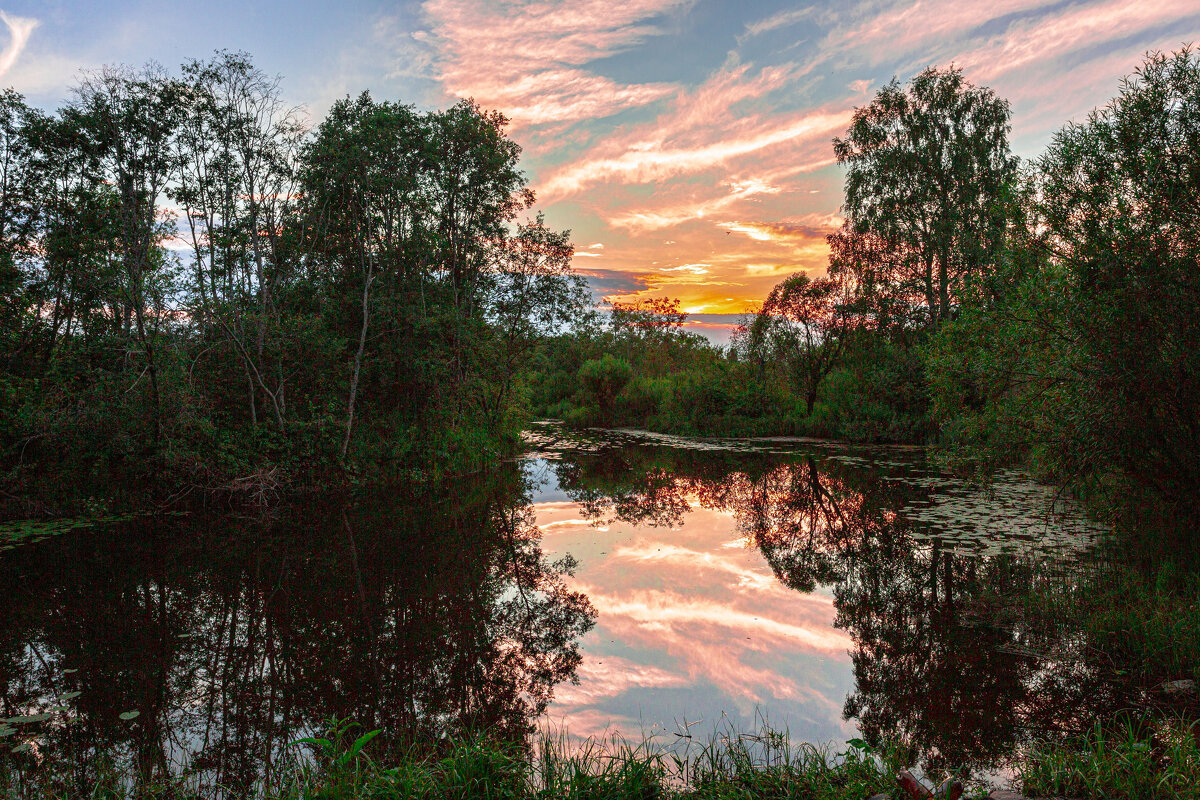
[342,270,374,460]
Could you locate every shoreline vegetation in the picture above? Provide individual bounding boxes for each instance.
[1,41,1198,800]
[7,716,1200,799]
[1,47,1197,534]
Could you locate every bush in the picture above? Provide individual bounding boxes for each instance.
[615,377,670,427]
[578,356,633,425]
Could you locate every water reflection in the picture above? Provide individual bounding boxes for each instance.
[0,470,594,794]
[0,425,1118,790]
[531,427,1115,778]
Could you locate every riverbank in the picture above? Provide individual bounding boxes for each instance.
[7,718,1200,799]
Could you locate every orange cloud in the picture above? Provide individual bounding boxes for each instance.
[536,105,849,201]
[413,0,1200,318]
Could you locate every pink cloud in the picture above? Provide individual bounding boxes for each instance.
[607,178,784,232]
[537,109,847,200]
[830,0,1052,60]
[956,0,1200,82]
[534,61,848,201]
[420,0,691,127]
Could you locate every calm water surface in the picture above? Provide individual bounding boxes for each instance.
[0,423,1119,791]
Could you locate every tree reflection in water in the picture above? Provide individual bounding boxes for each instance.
[0,433,1125,789]
[0,468,595,795]
[547,437,1122,778]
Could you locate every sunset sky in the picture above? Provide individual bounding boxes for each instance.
[5,0,1200,337]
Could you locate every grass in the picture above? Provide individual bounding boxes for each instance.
[274,720,906,800]
[1078,562,1200,685]
[6,707,1200,799]
[1018,714,1200,799]
[1015,556,1200,690]
[0,720,904,800]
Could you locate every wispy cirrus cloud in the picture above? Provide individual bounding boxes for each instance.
[957,0,1200,82]
[0,11,37,81]
[607,177,783,231]
[740,7,817,42]
[538,108,846,199]
[827,0,1051,61]
[398,0,1200,326]
[536,64,845,201]
[419,0,692,127]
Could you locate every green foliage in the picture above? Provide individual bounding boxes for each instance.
[1021,557,1200,688]
[1032,47,1200,527]
[1019,716,1200,800]
[614,377,670,428]
[810,344,931,443]
[577,355,633,424]
[0,722,903,799]
[0,52,586,514]
[833,65,1018,331]
[926,47,1200,543]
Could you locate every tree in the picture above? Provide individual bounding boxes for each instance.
[297,93,428,458]
[737,274,853,415]
[296,93,559,459]
[578,354,632,424]
[1032,47,1200,526]
[0,100,43,361]
[484,213,588,425]
[0,52,584,505]
[833,66,1018,330]
[172,51,303,430]
[70,64,187,442]
[610,297,687,335]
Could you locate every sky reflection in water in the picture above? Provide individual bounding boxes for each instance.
[0,424,1117,791]
[531,460,857,744]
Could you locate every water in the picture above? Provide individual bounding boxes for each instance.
[0,423,1116,791]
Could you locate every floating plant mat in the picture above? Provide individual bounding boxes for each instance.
[525,423,1101,558]
[523,424,768,454]
[523,422,920,460]
[0,512,172,552]
[897,469,1106,557]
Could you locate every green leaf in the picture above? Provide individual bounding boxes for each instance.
[119,711,140,721]
[289,736,332,750]
[335,729,380,767]
[3,714,51,724]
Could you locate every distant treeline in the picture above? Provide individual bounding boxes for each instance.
[531,47,1200,537]
[0,52,586,514]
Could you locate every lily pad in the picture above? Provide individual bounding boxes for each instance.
[2,713,52,724]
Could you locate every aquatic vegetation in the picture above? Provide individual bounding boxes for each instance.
[1018,715,1200,799]
[0,720,904,800]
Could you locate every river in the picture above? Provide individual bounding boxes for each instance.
[0,423,1117,792]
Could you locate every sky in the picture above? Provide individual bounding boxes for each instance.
[3,0,1199,338]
